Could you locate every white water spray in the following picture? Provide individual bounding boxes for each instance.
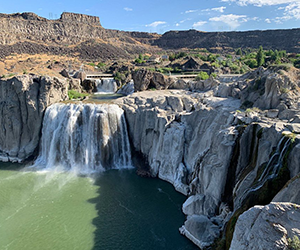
[33,103,132,173]
[96,78,118,94]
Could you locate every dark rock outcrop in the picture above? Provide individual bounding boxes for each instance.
[154,29,300,53]
[60,12,101,26]
[0,12,158,60]
[0,75,68,162]
[132,69,175,91]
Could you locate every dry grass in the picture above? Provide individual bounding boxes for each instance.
[0,53,89,77]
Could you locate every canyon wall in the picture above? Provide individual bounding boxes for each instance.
[154,29,300,53]
[0,75,68,162]
[117,67,300,248]
[0,66,300,248]
[1,12,300,60]
[0,12,158,59]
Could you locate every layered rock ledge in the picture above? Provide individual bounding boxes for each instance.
[116,66,300,248]
[0,75,68,162]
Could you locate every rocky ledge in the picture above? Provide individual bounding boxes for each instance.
[0,75,68,162]
[116,66,300,249]
[230,202,300,250]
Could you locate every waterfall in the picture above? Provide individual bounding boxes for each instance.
[96,78,118,94]
[236,136,291,206]
[33,103,132,173]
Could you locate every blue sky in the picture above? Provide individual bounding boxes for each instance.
[1,0,300,33]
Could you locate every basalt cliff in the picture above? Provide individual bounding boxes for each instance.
[1,65,300,248]
[116,66,300,249]
[0,12,159,60]
[1,12,300,60]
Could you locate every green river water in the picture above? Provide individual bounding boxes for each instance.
[0,162,197,250]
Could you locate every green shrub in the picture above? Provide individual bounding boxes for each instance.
[68,90,88,100]
[245,107,261,114]
[245,59,258,69]
[135,58,145,64]
[288,236,300,250]
[211,62,220,68]
[236,48,243,56]
[256,46,265,67]
[156,67,173,74]
[114,72,126,82]
[97,62,106,68]
[88,62,95,67]
[294,59,300,68]
[211,73,217,78]
[196,71,209,80]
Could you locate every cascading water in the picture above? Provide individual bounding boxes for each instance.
[33,103,132,173]
[235,136,291,206]
[96,78,118,94]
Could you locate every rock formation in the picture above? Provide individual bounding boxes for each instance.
[1,65,300,248]
[230,203,300,250]
[154,29,300,53]
[1,12,300,60]
[0,12,159,60]
[0,75,68,162]
[116,66,300,248]
[132,69,175,91]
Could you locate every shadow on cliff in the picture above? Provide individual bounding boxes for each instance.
[87,169,198,250]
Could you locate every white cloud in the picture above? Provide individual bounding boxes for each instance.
[145,21,167,28]
[211,6,227,12]
[265,18,271,23]
[202,6,227,12]
[209,14,248,29]
[176,23,180,27]
[221,0,300,22]
[124,7,133,11]
[221,0,297,7]
[179,18,192,23]
[185,9,198,13]
[193,21,208,28]
[284,2,300,19]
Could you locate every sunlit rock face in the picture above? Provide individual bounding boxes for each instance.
[0,75,68,162]
[117,88,300,249]
[230,203,300,250]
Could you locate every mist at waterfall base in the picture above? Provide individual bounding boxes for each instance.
[0,103,197,250]
[95,78,117,94]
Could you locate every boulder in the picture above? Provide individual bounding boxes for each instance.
[230,203,300,250]
[179,215,220,249]
[169,79,188,89]
[117,80,134,96]
[132,69,174,91]
[60,68,70,78]
[81,79,97,93]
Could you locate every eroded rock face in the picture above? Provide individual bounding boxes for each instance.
[273,175,300,204]
[116,87,300,249]
[60,12,101,26]
[230,203,300,250]
[0,75,68,162]
[116,90,241,247]
[132,69,174,91]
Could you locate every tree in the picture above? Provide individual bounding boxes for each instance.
[271,50,281,64]
[236,48,243,56]
[256,46,265,67]
[195,71,209,80]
